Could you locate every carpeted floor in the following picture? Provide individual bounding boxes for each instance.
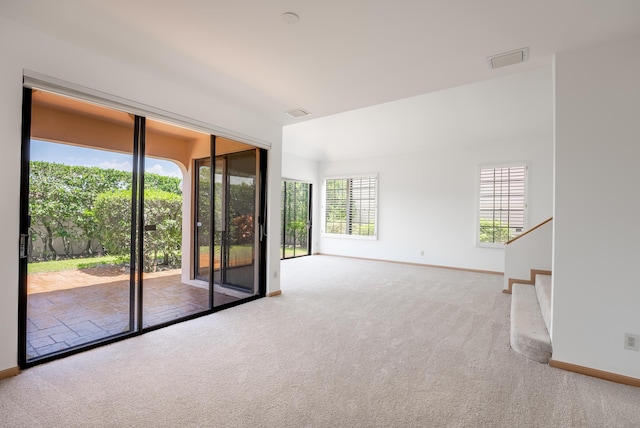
[1,255,638,427]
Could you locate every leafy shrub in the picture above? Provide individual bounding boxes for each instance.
[479,219,514,244]
[95,189,182,271]
[29,161,182,260]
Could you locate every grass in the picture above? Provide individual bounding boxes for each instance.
[28,255,128,274]
[30,245,255,274]
[200,245,253,259]
[282,246,309,259]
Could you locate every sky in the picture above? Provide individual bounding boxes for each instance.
[31,140,182,178]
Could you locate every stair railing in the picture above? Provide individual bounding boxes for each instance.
[503,217,553,293]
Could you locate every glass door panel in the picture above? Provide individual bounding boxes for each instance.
[213,158,224,288]
[21,90,268,366]
[213,142,260,307]
[24,90,136,362]
[281,181,312,259]
[224,151,257,290]
[195,158,211,282]
[141,119,211,328]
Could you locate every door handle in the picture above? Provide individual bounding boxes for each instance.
[19,234,29,259]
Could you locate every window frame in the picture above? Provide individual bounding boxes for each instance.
[476,162,528,248]
[322,174,378,240]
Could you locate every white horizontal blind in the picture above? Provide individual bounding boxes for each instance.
[325,178,348,234]
[479,165,526,244]
[324,176,377,237]
[349,177,376,236]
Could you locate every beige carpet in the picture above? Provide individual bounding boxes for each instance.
[1,255,639,427]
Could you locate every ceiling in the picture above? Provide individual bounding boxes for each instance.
[4,1,640,161]
[283,66,554,161]
[4,1,640,124]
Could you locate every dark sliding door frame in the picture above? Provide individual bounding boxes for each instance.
[258,148,268,297]
[135,116,145,333]
[211,148,266,298]
[281,180,312,260]
[193,153,213,283]
[209,135,216,309]
[18,88,268,368]
[18,92,145,368]
[17,88,32,368]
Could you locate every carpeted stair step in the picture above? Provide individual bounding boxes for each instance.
[510,283,552,363]
[535,274,552,333]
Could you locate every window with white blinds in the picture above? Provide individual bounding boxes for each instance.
[324,176,377,238]
[478,164,527,246]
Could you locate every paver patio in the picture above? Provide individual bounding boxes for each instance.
[26,266,238,360]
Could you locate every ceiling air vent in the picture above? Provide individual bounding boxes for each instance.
[285,108,311,119]
[487,47,529,69]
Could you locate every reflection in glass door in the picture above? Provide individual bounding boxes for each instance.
[213,147,260,307]
[281,181,312,259]
[194,158,211,282]
[224,151,257,290]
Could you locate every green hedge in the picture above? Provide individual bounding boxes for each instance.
[95,189,182,271]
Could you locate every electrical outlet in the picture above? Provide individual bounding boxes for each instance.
[420,250,425,256]
[273,270,279,279]
[624,333,639,351]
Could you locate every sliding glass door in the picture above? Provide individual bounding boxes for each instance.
[21,89,138,363]
[141,119,212,329]
[20,88,267,367]
[212,144,262,307]
[281,181,312,259]
[194,158,211,282]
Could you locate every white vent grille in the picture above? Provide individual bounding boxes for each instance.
[285,108,311,119]
[487,47,529,69]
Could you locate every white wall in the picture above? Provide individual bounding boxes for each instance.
[267,140,283,288]
[317,136,553,272]
[281,152,320,255]
[503,220,553,291]
[282,151,319,184]
[302,69,554,273]
[553,35,640,379]
[0,17,283,372]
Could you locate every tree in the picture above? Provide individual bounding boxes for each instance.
[144,173,182,195]
[197,165,211,248]
[29,162,82,259]
[228,182,255,245]
[28,160,182,260]
[479,219,513,244]
[281,181,310,248]
[94,189,182,272]
[142,189,182,270]
[93,190,133,258]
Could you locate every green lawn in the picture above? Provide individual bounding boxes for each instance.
[29,245,255,274]
[28,255,128,274]
[282,246,309,259]
[200,245,253,260]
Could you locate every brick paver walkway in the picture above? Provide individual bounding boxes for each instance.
[26,266,237,359]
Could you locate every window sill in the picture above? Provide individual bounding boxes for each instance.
[322,233,377,241]
[477,242,506,249]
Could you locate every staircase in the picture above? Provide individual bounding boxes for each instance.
[510,273,552,363]
[504,218,553,363]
